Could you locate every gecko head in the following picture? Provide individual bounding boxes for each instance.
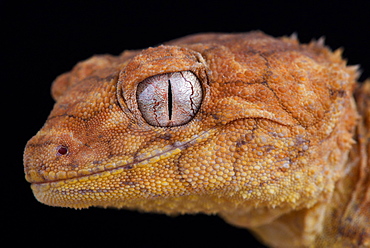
[23,45,212,208]
[24,32,358,212]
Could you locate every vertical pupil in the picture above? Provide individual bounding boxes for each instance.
[168,79,172,120]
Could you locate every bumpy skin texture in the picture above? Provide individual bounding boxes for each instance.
[24,32,370,247]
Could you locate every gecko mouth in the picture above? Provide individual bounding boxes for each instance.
[26,130,213,185]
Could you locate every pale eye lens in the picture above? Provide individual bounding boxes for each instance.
[136,71,202,127]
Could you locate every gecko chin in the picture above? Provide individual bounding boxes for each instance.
[26,130,215,208]
[28,149,195,209]
[25,129,212,184]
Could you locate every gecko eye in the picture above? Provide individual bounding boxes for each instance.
[56,145,68,156]
[136,71,202,127]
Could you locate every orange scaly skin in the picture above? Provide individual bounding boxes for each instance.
[24,32,369,247]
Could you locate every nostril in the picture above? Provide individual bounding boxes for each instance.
[56,145,68,156]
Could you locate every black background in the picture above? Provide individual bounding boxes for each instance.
[3,1,370,247]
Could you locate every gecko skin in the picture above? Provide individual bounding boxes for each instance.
[24,32,369,247]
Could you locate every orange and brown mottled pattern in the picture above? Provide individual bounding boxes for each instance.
[24,32,369,247]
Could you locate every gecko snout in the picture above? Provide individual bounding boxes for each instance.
[23,128,88,184]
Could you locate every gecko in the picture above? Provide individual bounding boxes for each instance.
[23,32,369,247]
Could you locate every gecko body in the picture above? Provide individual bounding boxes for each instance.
[24,32,370,247]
